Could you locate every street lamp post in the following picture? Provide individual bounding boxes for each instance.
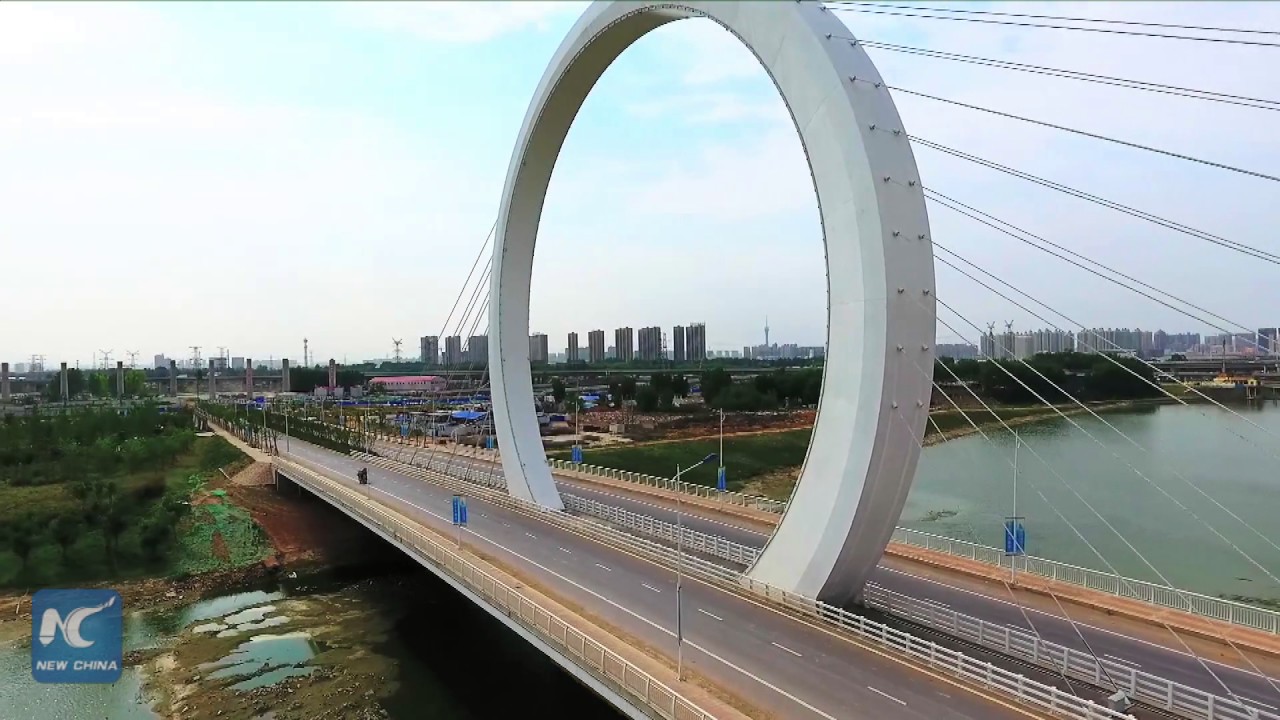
[673,451,717,682]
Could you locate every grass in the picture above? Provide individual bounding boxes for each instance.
[551,405,1071,490]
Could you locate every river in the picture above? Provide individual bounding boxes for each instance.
[0,562,622,719]
[904,400,1280,603]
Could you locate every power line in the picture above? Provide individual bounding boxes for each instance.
[853,39,1280,111]
[824,3,1280,48]
[851,78,1280,182]
[886,131,1280,265]
[829,2,1280,36]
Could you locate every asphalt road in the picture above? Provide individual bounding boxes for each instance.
[375,443,1280,716]
[280,437,1043,720]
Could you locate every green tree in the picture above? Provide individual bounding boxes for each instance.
[551,378,566,405]
[635,386,660,412]
[49,516,81,567]
[8,514,42,572]
[618,376,637,400]
[699,368,733,404]
[124,369,148,396]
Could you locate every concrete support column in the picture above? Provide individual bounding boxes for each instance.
[281,358,291,393]
[60,362,69,403]
[328,358,336,390]
[116,360,125,402]
[169,360,178,397]
[1,362,9,402]
[208,359,217,399]
[246,358,254,395]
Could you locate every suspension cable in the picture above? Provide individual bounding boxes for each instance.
[850,78,1280,182]
[931,301,1265,704]
[934,242,1280,565]
[824,4,1280,48]
[854,39,1280,111]
[918,186,1277,356]
[889,132,1280,265]
[829,2,1280,36]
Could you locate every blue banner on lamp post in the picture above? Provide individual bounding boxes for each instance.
[716,466,727,492]
[1004,518,1026,555]
[571,445,583,464]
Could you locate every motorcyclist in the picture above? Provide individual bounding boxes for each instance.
[357,467,369,485]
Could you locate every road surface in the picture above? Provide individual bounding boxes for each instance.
[281,437,1051,720]
[377,442,1280,716]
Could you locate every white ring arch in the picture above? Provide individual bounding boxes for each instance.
[489,0,935,604]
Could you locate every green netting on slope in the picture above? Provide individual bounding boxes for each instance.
[172,496,270,575]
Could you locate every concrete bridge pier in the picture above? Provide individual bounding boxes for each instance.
[116,360,124,402]
[281,358,291,393]
[208,359,217,399]
[328,358,336,389]
[60,362,68,403]
[1,362,9,402]
[246,358,254,395]
[169,360,178,397]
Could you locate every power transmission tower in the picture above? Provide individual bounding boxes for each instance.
[99,349,113,370]
[190,346,202,370]
[393,339,403,363]
[30,354,45,373]
[126,350,139,368]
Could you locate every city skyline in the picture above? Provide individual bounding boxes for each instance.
[4,3,1277,365]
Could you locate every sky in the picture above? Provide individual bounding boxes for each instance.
[2,1,1278,367]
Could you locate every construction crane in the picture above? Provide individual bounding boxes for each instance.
[392,339,403,363]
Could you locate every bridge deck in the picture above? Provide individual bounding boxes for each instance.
[277,436,1054,720]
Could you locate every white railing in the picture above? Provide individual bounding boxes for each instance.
[541,454,1280,638]
[366,450,1278,720]
[562,494,761,567]
[337,451,1133,720]
[273,456,717,720]
[888,527,1280,637]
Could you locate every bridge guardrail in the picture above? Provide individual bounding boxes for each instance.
[273,456,717,720]
[541,456,1279,638]
[374,450,1276,720]
[346,451,1132,720]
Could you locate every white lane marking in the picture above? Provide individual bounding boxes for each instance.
[289,451,839,720]
[1105,653,1141,668]
[559,547,572,554]
[698,608,724,621]
[868,686,907,706]
[772,641,802,657]
[526,532,537,539]
[595,563,612,572]
[876,566,1273,680]
[642,583,662,593]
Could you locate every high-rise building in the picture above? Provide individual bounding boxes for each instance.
[154,354,167,369]
[529,333,549,364]
[444,336,463,365]
[467,335,488,364]
[420,336,440,365]
[672,325,687,362]
[587,330,605,363]
[684,323,706,362]
[567,332,580,363]
[614,327,634,362]
[638,326,663,361]
[231,357,245,370]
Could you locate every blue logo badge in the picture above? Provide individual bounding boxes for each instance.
[31,589,123,684]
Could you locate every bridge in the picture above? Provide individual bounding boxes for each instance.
[186,1,1280,718]
[21,0,1272,718]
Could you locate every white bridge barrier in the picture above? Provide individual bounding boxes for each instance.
[273,455,716,720]
[372,449,1279,720]
[341,451,1132,720]
[540,456,1280,638]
